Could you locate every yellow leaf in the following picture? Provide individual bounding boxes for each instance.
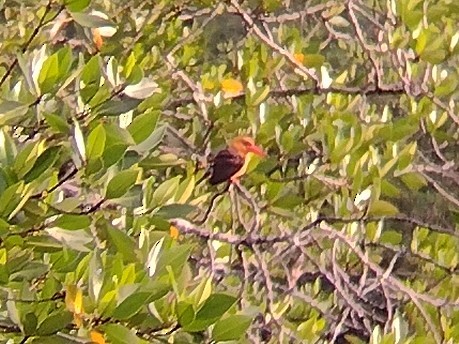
[0,248,6,265]
[74,287,83,315]
[202,79,215,90]
[65,285,77,313]
[65,284,84,328]
[90,330,106,344]
[74,313,83,328]
[221,78,243,97]
[170,225,179,240]
[293,53,305,64]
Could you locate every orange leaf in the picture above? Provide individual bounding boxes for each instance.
[90,330,106,344]
[293,53,304,64]
[92,28,103,50]
[170,225,179,240]
[221,78,243,97]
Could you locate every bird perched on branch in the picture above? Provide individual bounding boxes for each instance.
[205,136,266,185]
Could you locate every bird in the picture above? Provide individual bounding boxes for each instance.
[207,136,266,185]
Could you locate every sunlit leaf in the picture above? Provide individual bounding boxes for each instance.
[86,123,106,160]
[368,200,399,216]
[38,54,59,94]
[64,0,91,12]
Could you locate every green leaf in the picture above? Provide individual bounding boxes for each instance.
[280,130,294,153]
[0,181,24,218]
[175,175,195,203]
[103,143,128,167]
[44,113,70,133]
[272,194,304,209]
[435,74,458,97]
[127,110,160,144]
[131,124,166,154]
[380,180,401,197]
[151,176,181,206]
[10,262,49,280]
[125,65,143,85]
[177,301,195,327]
[102,323,140,344]
[85,157,103,175]
[123,52,137,79]
[80,56,101,102]
[105,169,139,199]
[52,214,91,230]
[0,129,16,166]
[0,101,29,126]
[113,292,152,320]
[139,153,184,169]
[401,172,427,191]
[56,46,73,82]
[104,123,134,146]
[303,54,325,68]
[38,54,59,94]
[106,226,137,262]
[421,49,447,64]
[297,317,326,341]
[14,140,44,178]
[397,142,417,171]
[380,230,403,245]
[24,146,60,182]
[46,228,92,252]
[155,204,196,219]
[22,312,38,336]
[97,98,142,117]
[28,335,71,344]
[0,218,9,235]
[37,311,73,335]
[87,123,106,160]
[71,12,116,28]
[415,25,447,64]
[64,0,91,12]
[213,315,252,341]
[183,293,237,332]
[368,200,399,216]
[189,276,212,306]
[248,85,270,106]
[197,293,237,320]
[102,124,132,167]
[155,244,192,277]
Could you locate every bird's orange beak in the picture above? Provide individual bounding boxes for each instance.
[247,144,266,157]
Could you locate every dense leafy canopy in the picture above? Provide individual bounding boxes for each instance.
[1,0,459,343]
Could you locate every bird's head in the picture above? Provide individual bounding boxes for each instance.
[229,136,266,157]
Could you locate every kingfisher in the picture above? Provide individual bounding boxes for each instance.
[207,136,266,185]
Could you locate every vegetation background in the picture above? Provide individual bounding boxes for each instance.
[1,0,459,343]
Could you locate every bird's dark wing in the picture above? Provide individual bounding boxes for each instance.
[209,149,244,185]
